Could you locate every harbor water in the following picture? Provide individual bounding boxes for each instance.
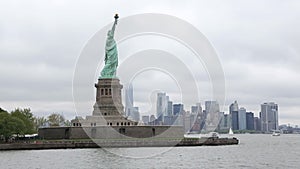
[1,134,299,169]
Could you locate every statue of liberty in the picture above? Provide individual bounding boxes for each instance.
[100,14,119,79]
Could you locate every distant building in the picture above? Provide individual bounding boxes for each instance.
[173,114,183,126]
[173,104,184,116]
[229,100,239,128]
[218,112,229,130]
[238,107,247,130]
[231,111,239,130]
[167,101,173,116]
[254,117,261,131]
[156,93,168,120]
[229,100,239,114]
[125,83,134,117]
[149,115,156,124]
[184,112,193,132]
[246,112,254,130]
[261,102,278,132]
[204,101,220,131]
[223,114,230,129]
[163,115,173,125]
[191,103,202,114]
[189,113,197,130]
[205,101,220,114]
[142,115,149,125]
[130,107,140,122]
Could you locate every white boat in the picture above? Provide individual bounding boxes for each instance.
[207,132,219,138]
[229,128,234,135]
[228,127,234,137]
[272,130,281,136]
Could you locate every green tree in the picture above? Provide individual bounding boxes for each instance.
[0,112,26,142]
[47,113,65,126]
[0,107,7,113]
[11,108,35,134]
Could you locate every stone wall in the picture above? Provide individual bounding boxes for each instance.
[38,126,184,140]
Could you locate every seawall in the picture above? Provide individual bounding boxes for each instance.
[0,137,238,151]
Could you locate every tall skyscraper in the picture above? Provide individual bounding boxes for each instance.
[261,102,279,132]
[246,112,254,130]
[229,101,239,114]
[231,111,239,130]
[167,101,173,116]
[156,92,168,119]
[238,107,247,130]
[229,100,239,129]
[125,83,134,117]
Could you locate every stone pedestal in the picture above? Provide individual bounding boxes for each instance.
[89,78,137,126]
[93,78,124,116]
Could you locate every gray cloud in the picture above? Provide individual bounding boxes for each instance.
[0,0,299,125]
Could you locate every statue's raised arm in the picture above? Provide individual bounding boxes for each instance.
[100,14,119,79]
[111,14,119,37]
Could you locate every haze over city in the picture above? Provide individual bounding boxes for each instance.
[1,0,299,126]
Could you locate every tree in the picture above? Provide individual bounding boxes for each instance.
[11,108,35,134]
[34,116,48,131]
[0,107,7,113]
[47,113,65,126]
[0,112,26,142]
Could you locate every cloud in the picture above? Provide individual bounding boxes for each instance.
[0,0,299,125]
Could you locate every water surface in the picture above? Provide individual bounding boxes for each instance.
[1,134,299,169]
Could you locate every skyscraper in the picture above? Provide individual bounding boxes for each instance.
[173,104,184,116]
[261,102,279,132]
[156,92,168,119]
[231,111,239,130]
[254,117,261,131]
[229,101,239,114]
[238,107,247,130]
[246,112,254,130]
[167,101,173,116]
[229,100,239,130]
[125,83,133,117]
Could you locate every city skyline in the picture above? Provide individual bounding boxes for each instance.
[1,1,299,126]
[139,92,280,133]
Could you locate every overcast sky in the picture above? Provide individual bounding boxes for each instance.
[1,0,299,125]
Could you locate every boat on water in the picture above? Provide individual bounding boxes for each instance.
[184,132,220,138]
[207,132,219,138]
[229,128,234,136]
[272,130,281,136]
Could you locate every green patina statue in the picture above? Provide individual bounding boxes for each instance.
[100,14,119,79]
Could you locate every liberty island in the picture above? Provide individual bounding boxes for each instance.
[1,14,238,150]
